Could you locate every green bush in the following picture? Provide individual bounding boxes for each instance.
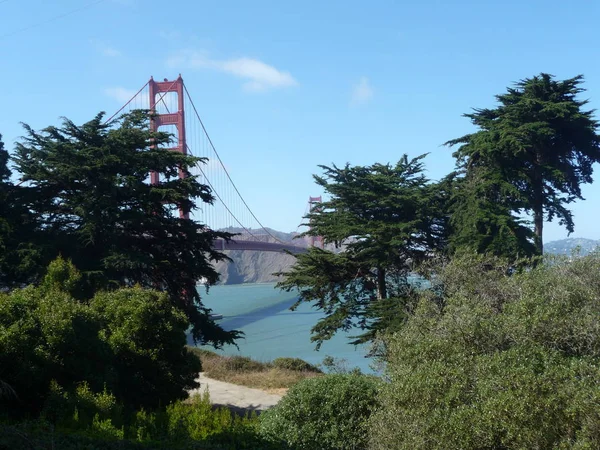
[0,263,108,415]
[260,373,380,449]
[222,355,267,372]
[0,257,201,416]
[369,254,600,450]
[91,286,201,409]
[272,357,321,373]
[1,392,279,450]
[41,381,123,430]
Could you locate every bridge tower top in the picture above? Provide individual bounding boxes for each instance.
[308,196,324,249]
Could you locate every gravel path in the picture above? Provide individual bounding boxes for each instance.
[189,373,283,414]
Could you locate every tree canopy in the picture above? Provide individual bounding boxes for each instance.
[278,155,448,346]
[7,111,237,346]
[447,74,600,254]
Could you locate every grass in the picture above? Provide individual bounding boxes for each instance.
[187,347,322,392]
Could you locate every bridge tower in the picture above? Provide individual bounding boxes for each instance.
[308,196,324,248]
[148,75,189,219]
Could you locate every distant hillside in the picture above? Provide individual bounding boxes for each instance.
[545,238,600,256]
[214,232,600,284]
[213,228,309,284]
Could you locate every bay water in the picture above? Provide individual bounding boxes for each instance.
[192,283,374,373]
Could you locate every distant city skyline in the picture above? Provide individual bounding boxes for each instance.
[2,0,600,241]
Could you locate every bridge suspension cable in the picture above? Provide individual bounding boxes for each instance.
[181,81,287,245]
[104,76,295,246]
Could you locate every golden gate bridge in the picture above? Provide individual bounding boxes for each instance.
[106,75,319,254]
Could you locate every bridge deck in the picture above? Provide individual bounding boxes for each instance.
[213,238,307,254]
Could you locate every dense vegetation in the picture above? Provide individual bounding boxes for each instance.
[2,72,600,448]
[369,254,600,449]
[2,112,236,346]
[280,73,600,348]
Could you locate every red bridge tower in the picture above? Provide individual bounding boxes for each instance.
[308,196,324,248]
[148,75,189,219]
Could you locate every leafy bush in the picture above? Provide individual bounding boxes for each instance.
[91,286,201,409]
[0,262,107,415]
[369,254,600,450]
[222,355,267,372]
[320,355,362,375]
[0,257,200,415]
[260,373,380,449]
[41,381,123,429]
[272,357,321,373]
[1,392,279,450]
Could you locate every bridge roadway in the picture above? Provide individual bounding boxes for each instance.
[213,238,308,254]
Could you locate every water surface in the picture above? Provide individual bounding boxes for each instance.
[193,283,373,373]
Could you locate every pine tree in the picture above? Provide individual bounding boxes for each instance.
[447,74,600,254]
[278,155,448,346]
[12,111,237,346]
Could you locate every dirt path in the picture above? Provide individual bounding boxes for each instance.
[189,373,283,414]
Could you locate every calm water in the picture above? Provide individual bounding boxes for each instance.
[192,283,374,373]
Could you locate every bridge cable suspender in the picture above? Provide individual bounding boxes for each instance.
[182,81,288,246]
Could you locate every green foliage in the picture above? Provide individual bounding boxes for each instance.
[220,355,267,373]
[260,374,380,449]
[1,392,277,450]
[0,132,40,288]
[369,254,600,449]
[0,258,201,415]
[320,356,362,375]
[447,74,600,254]
[91,286,201,409]
[166,391,231,441]
[0,271,107,414]
[444,169,537,260]
[42,381,122,429]
[278,155,448,346]
[10,111,238,346]
[272,357,321,373]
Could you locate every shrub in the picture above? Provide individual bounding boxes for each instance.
[272,357,321,373]
[2,392,279,449]
[369,254,600,450]
[42,381,123,429]
[0,262,108,415]
[0,258,201,416]
[259,373,380,449]
[320,355,362,375]
[91,286,201,409]
[221,355,267,373]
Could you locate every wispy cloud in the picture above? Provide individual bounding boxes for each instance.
[167,51,298,92]
[104,87,149,108]
[91,39,121,57]
[350,77,374,106]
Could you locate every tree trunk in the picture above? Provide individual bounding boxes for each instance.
[534,206,543,255]
[533,153,544,255]
[376,266,387,300]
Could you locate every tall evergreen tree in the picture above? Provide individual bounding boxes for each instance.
[447,74,600,254]
[445,167,537,260]
[278,155,448,346]
[12,111,237,346]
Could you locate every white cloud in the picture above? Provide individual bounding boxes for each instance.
[167,51,298,92]
[91,39,121,57]
[104,87,149,108]
[350,77,374,106]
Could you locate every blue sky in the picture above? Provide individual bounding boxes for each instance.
[1,0,600,241]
